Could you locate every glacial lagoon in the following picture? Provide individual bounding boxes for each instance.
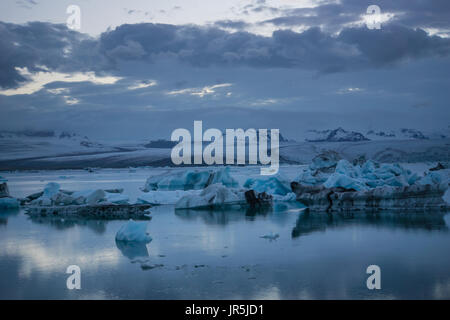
[1,167,449,299]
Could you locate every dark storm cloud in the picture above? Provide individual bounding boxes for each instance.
[0,21,109,88]
[1,19,450,89]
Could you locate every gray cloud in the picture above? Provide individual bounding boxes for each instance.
[263,0,450,35]
[1,20,450,89]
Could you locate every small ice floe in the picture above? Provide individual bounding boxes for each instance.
[0,180,20,209]
[260,233,279,241]
[115,220,152,243]
[0,197,20,209]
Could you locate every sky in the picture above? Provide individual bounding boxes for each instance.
[0,0,449,141]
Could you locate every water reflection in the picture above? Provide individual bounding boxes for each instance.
[115,240,149,260]
[175,202,305,225]
[0,208,20,226]
[27,216,109,234]
[292,210,449,238]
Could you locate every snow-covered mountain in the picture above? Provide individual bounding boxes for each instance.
[0,130,112,162]
[305,128,370,142]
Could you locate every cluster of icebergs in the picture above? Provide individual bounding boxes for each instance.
[295,155,445,192]
[139,167,297,209]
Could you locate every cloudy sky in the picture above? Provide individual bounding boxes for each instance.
[0,0,449,141]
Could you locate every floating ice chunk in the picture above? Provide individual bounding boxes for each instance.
[43,182,60,198]
[175,184,244,209]
[105,192,130,204]
[142,167,238,191]
[115,220,152,243]
[243,175,291,196]
[260,233,279,241]
[323,173,368,191]
[0,176,7,183]
[0,197,20,209]
[72,189,106,205]
[137,190,200,205]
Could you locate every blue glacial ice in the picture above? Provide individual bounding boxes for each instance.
[115,220,152,243]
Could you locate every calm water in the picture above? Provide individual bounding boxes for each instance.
[1,168,450,299]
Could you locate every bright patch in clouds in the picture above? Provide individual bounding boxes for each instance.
[128,80,158,90]
[167,83,232,98]
[0,67,122,96]
[337,87,364,94]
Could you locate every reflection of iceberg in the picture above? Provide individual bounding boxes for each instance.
[0,208,20,225]
[291,211,449,238]
[27,216,108,234]
[175,207,271,226]
[115,239,149,260]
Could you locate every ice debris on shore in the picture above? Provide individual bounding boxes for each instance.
[142,167,238,191]
[115,220,152,243]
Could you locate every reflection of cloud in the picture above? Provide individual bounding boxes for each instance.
[2,239,121,279]
[167,83,232,98]
[433,279,450,299]
[252,285,281,299]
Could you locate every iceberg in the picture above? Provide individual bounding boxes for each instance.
[115,220,152,243]
[0,197,20,209]
[105,192,130,205]
[323,173,368,191]
[137,190,200,205]
[142,167,238,191]
[243,175,291,196]
[175,184,245,209]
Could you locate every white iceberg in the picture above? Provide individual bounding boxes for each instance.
[105,192,130,205]
[175,184,245,209]
[115,220,152,243]
[142,167,238,191]
[137,190,200,205]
